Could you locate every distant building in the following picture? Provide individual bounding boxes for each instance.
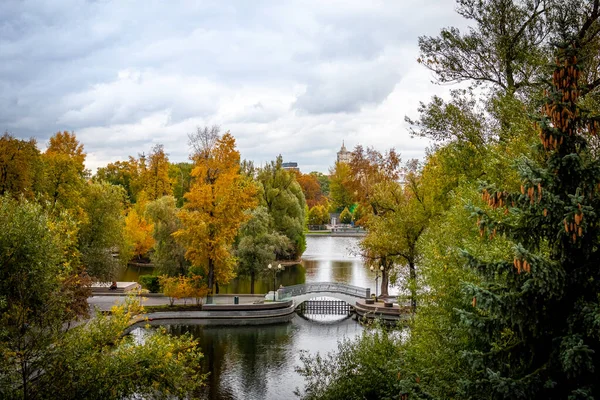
[282,162,299,172]
[337,141,351,164]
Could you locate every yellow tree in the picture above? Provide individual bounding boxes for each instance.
[142,144,172,200]
[123,207,155,261]
[175,128,258,296]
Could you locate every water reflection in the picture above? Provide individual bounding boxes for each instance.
[152,316,362,400]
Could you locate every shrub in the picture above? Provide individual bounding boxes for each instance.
[139,275,160,293]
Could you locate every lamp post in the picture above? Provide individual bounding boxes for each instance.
[370,265,384,302]
[267,263,283,301]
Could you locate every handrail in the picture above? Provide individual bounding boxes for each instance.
[278,282,370,299]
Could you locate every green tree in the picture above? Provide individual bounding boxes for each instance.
[310,171,330,196]
[142,144,172,200]
[0,195,204,399]
[235,207,291,294]
[458,13,600,398]
[257,156,306,260]
[169,162,193,207]
[78,182,130,281]
[146,196,189,276]
[94,157,139,203]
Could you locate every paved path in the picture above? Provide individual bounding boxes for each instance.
[88,294,263,312]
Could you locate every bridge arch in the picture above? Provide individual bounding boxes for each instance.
[291,292,359,306]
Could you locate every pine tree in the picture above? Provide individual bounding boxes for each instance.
[460,4,600,398]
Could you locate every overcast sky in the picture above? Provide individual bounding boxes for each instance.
[1,0,465,174]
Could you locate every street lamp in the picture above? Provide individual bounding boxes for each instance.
[267,263,284,301]
[370,265,384,302]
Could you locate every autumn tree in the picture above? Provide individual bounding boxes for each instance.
[169,162,193,207]
[295,172,325,208]
[123,207,155,262]
[256,156,306,260]
[0,133,42,198]
[176,128,258,297]
[328,161,353,213]
[310,171,330,196]
[235,207,291,294]
[141,144,172,200]
[41,131,87,211]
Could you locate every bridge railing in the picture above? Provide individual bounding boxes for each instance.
[278,282,370,300]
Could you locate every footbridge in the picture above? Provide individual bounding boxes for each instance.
[277,282,371,306]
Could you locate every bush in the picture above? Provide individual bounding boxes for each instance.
[139,275,160,293]
[339,207,352,224]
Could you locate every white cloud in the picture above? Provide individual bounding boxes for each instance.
[0,0,465,174]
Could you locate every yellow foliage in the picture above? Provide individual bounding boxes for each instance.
[175,132,258,292]
[123,208,155,260]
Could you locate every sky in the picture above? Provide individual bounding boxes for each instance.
[1,0,466,174]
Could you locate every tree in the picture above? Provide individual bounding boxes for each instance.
[257,156,307,260]
[459,10,600,398]
[296,328,403,400]
[0,133,42,199]
[141,144,172,200]
[328,161,354,213]
[176,129,258,296]
[169,162,193,207]
[95,157,139,203]
[145,196,189,276]
[339,207,352,224]
[41,131,87,211]
[0,195,203,399]
[235,207,291,294]
[78,182,130,281]
[123,207,155,261]
[310,171,330,196]
[295,172,326,208]
[308,205,330,226]
[418,0,550,96]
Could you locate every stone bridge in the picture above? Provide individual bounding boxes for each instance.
[277,282,371,306]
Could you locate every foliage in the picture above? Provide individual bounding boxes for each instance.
[94,157,140,202]
[455,18,600,398]
[296,327,403,400]
[310,171,330,196]
[0,133,42,199]
[159,275,208,306]
[235,206,291,293]
[139,275,160,293]
[328,161,354,213]
[176,129,258,294]
[123,207,155,261]
[417,0,550,96]
[142,144,172,200]
[308,205,330,226]
[295,171,326,208]
[41,131,87,210]
[35,298,205,399]
[256,155,306,260]
[146,196,189,276]
[78,182,130,281]
[339,207,352,224]
[169,162,193,207]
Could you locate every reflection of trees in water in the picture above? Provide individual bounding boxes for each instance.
[221,264,306,294]
[166,322,296,400]
[331,261,353,282]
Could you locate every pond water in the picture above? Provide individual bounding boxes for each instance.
[129,235,400,399]
[120,235,397,296]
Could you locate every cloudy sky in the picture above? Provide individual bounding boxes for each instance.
[1,0,465,174]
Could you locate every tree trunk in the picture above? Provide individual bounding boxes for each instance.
[380,269,389,297]
[250,272,255,294]
[215,281,219,294]
[207,258,214,300]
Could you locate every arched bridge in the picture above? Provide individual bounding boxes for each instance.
[277,282,371,306]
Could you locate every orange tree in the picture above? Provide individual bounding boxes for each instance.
[175,129,257,296]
